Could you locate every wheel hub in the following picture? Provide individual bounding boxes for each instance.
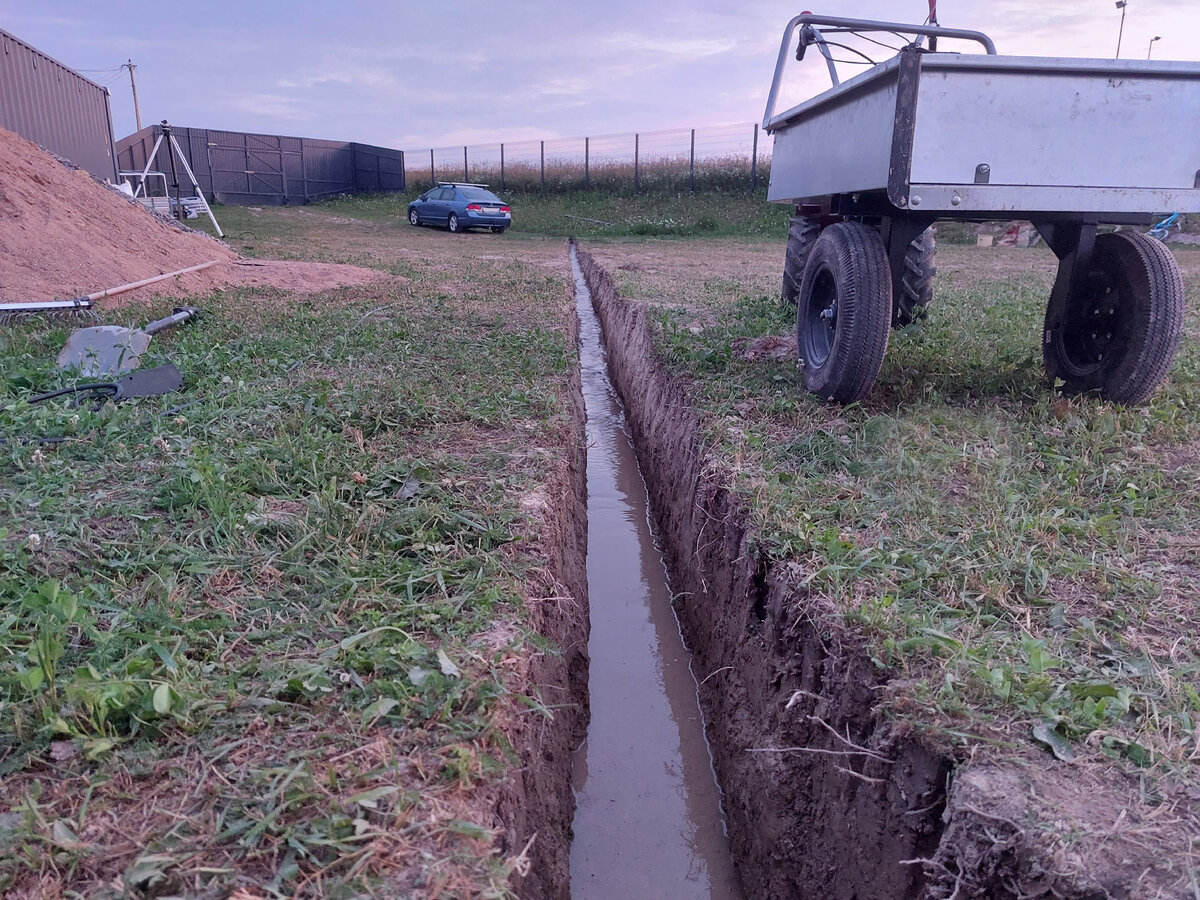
[803,268,839,367]
[1061,275,1121,375]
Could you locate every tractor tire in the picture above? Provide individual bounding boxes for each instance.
[782,215,821,309]
[893,226,936,327]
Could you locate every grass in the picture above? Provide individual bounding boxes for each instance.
[0,230,576,896]
[191,182,789,249]
[21,185,1196,892]
[593,239,1200,776]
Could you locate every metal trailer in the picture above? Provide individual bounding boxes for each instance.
[764,14,1200,404]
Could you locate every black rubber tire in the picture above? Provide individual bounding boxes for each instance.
[408,209,420,226]
[448,212,461,233]
[781,216,821,309]
[797,222,893,403]
[893,226,936,327]
[1045,230,1184,404]
[491,226,505,234]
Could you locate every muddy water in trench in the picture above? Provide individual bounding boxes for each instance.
[568,247,743,900]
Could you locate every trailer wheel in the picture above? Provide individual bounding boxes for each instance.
[893,226,936,327]
[797,222,892,403]
[782,216,821,309]
[1046,231,1184,404]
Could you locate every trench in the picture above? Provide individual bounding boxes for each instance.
[567,244,744,900]
[531,242,1165,900]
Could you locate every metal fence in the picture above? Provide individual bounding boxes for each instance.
[408,122,772,194]
[0,27,117,181]
[115,124,405,205]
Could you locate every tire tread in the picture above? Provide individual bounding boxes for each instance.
[894,226,936,327]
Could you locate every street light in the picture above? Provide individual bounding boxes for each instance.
[1115,0,1127,59]
[1148,35,1161,59]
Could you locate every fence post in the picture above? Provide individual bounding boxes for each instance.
[540,140,545,191]
[204,130,217,202]
[751,123,759,193]
[585,137,590,191]
[689,128,695,193]
[463,146,468,182]
[430,149,435,186]
[634,133,639,193]
[500,143,505,192]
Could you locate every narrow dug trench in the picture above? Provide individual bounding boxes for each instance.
[570,245,948,898]
[515,242,1198,899]
[567,245,744,900]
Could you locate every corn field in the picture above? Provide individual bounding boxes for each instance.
[405,122,772,194]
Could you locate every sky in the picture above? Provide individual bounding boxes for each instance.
[3,1,1198,153]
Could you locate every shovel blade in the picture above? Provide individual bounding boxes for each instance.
[114,364,184,399]
[57,326,150,377]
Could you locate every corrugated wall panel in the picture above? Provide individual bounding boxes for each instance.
[114,125,404,205]
[352,143,406,193]
[0,28,117,181]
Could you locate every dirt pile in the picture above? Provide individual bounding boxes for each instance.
[0,127,386,304]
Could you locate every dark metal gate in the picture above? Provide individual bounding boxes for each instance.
[115,125,404,205]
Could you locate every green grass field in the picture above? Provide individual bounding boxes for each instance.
[588,236,1200,774]
[4,186,1199,895]
[0,226,577,897]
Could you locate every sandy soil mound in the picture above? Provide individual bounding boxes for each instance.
[0,127,386,304]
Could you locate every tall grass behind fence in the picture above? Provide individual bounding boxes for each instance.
[409,123,772,195]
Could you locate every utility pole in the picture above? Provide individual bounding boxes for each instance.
[123,60,143,131]
[1148,35,1161,59]
[1114,1,1127,59]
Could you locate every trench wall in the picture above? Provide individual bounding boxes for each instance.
[495,298,589,900]
[575,247,948,899]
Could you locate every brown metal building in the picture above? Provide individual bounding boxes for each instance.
[0,27,118,181]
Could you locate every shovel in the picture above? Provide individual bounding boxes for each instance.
[57,307,201,377]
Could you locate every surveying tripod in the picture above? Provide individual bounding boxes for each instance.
[130,120,224,238]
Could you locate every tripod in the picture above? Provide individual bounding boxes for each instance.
[130,120,224,237]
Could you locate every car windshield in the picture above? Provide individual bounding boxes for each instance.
[460,187,502,203]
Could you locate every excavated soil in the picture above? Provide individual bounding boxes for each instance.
[0,127,389,305]
[575,246,1200,899]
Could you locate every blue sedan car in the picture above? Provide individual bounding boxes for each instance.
[407,183,512,234]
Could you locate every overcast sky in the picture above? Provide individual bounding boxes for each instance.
[4,1,1198,152]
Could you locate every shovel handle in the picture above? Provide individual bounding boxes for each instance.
[84,260,222,303]
[143,307,201,336]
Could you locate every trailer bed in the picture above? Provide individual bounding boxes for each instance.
[767,54,1200,218]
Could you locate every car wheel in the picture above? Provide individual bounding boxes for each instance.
[491,226,505,234]
[408,209,420,226]
[797,222,892,403]
[448,213,461,233]
[1044,230,1184,404]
